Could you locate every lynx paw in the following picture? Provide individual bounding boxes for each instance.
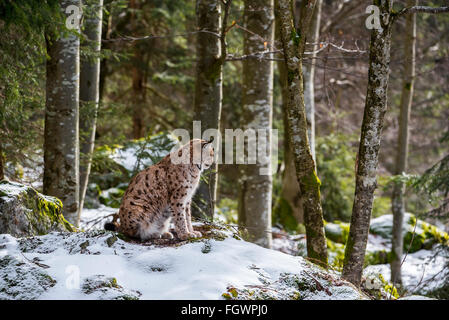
[178,232,200,241]
[192,231,202,238]
[161,232,174,239]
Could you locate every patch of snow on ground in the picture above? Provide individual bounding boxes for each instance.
[79,205,117,231]
[364,245,449,295]
[0,229,365,300]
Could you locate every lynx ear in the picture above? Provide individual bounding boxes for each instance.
[202,136,214,148]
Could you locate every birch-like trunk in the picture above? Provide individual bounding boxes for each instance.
[276,0,327,266]
[342,0,393,286]
[192,0,222,219]
[391,0,417,286]
[79,0,104,218]
[44,0,81,226]
[238,0,274,249]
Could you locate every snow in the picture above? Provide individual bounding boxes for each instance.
[364,245,448,295]
[0,225,365,300]
[79,205,117,231]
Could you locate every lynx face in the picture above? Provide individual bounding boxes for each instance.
[200,141,214,170]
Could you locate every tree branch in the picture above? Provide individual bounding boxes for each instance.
[396,6,449,17]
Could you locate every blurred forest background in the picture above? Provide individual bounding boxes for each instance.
[0,0,448,297]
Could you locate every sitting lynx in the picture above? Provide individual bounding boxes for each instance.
[105,138,214,241]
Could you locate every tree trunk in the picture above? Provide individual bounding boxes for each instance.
[44,0,81,226]
[391,0,417,286]
[277,20,303,225]
[278,0,322,226]
[192,0,222,219]
[0,143,4,181]
[78,0,104,218]
[276,0,327,266]
[238,0,274,249]
[342,0,393,286]
[299,0,322,160]
[130,0,145,139]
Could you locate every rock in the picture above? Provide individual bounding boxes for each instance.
[1,223,369,300]
[369,213,449,253]
[324,221,349,244]
[105,235,117,247]
[0,180,74,237]
[0,235,56,300]
[82,275,141,300]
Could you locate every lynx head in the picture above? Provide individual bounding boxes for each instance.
[190,138,215,170]
[172,138,215,170]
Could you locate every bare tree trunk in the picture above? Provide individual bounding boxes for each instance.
[79,0,104,218]
[44,0,81,226]
[276,0,327,266]
[130,0,145,139]
[0,143,4,181]
[277,19,303,225]
[342,0,393,286]
[192,0,223,219]
[278,0,322,226]
[391,0,417,286]
[299,0,322,160]
[238,0,274,249]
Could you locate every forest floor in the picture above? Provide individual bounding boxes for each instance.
[77,207,448,299]
[0,219,367,300]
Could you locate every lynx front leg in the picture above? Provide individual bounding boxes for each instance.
[186,201,202,237]
[170,200,197,240]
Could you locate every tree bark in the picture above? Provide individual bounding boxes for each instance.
[130,0,145,139]
[391,0,417,286]
[342,0,393,286]
[78,0,104,218]
[276,0,327,266]
[0,143,4,181]
[278,0,322,226]
[277,17,303,225]
[44,0,81,226]
[192,0,223,219]
[238,0,274,249]
[297,0,322,159]
[78,0,103,217]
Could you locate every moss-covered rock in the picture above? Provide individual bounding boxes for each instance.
[0,180,74,237]
[324,221,350,244]
[82,275,141,300]
[370,213,449,253]
[0,250,56,300]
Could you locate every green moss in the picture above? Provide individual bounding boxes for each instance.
[0,181,74,235]
[364,250,391,267]
[301,170,321,193]
[324,220,350,244]
[273,197,299,233]
[290,28,301,47]
[222,292,232,300]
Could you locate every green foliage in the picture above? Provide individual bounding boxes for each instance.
[316,133,357,222]
[324,221,349,244]
[215,198,238,224]
[272,198,300,233]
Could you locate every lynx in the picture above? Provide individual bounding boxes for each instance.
[105,138,214,241]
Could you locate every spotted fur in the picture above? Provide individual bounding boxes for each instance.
[105,139,214,241]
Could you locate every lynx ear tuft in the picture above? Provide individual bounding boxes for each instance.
[207,136,214,144]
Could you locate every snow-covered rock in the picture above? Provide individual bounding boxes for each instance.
[370,213,449,253]
[0,223,367,300]
[0,181,74,237]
